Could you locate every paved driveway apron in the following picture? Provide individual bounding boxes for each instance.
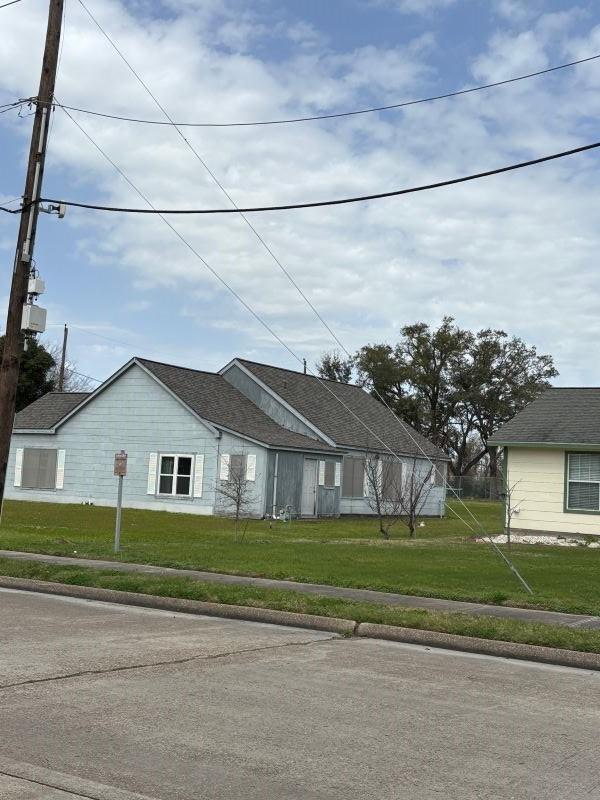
[0,588,598,800]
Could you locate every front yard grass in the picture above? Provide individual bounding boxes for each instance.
[1,557,599,654]
[1,499,599,616]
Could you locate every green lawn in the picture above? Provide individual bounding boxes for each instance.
[2,557,600,654]
[1,499,599,615]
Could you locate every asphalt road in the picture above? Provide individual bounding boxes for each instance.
[0,589,598,800]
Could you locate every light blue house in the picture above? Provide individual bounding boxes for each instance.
[7,357,449,518]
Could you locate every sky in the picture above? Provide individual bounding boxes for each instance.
[1,0,600,387]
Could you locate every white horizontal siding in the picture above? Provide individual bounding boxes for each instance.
[7,364,268,516]
[340,454,446,517]
[506,446,600,535]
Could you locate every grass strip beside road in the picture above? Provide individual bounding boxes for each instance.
[3,500,600,616]
[2,557,600,654]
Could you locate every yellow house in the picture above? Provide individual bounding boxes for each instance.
[489,389,600,538]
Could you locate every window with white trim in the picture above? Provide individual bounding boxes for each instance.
[158,454,193,496]
[567,453,600,512]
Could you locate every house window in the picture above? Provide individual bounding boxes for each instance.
[324,461,336,488]
[229,454,246,481]
[567,453,600,512]
[342,456,365,497]
[382,459,402,500]
[432,461,446,486]
[21,448,58,489]
[158,454,193,496]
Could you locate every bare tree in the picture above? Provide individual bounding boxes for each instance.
[501,476,522,551]
[214,453,256,542]
[398,457,436,538]
[364,454,400,540]
[45,341,93,392]
[364,454,436,539]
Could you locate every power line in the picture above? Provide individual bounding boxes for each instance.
[75,0,523,552]
[59,78,532,592]
[69,0,531,590]
[0,0,23,10]
[37,139,600,216]
[75,0,358,408]
[69,368,102,383]
[42,52,600,127]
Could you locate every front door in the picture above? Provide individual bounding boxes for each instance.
[301,458,318,516]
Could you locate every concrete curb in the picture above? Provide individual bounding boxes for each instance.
[0,576,356,635]
[2,577,599,671]
[355,622,600,671]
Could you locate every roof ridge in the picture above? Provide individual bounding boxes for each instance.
[237,357,362,389]
[137,356,221,378]
[45,390,90,396]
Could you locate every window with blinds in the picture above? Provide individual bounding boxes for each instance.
[567,453,600,512]
[22,448,58,489]
[342,456,365,498]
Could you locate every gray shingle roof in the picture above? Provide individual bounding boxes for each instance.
[489,388,600,446]
[137,359,337,452]
[14,392,89,430]
[236,359,448,460]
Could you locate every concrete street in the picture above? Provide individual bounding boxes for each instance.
[0,589,598,800]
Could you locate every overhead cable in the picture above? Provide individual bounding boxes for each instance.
[35,139,600,216]
[43,52,600,127]
[59,74,532,591]
[58,0,532,587]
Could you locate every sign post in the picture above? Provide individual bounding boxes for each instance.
[113,450,127,553]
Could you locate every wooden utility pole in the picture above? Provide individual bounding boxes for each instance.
[58,323,68,391]
[0,0,64,507]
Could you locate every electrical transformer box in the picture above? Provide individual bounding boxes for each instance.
[27,277,45,296]
[21,304,47,333]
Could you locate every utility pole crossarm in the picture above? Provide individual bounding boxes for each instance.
[0,0,64,507]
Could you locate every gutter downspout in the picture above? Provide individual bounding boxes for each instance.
[272,452,279,518]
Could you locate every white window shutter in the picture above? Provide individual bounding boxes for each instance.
[363,459,370,497]
[147,453,158,494]
[193,454,204,498]
[220,453,230,481]
[334,462,341,487]
[246,453,256,482]
[14,448,23,487]
[318,460,325,486]
[55,450,66,489]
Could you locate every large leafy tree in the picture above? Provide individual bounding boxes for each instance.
[0,336,56,412]
[315,351,354,383]
[318,318,557,476]
[455,328,558,475]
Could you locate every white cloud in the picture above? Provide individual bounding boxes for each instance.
[373,0,458,15]
[1,0,600,384]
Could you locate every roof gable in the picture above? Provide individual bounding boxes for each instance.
[490,388,600,446]
[233,359,447,460]
[14,392,90,431]
[134,359,337,452]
